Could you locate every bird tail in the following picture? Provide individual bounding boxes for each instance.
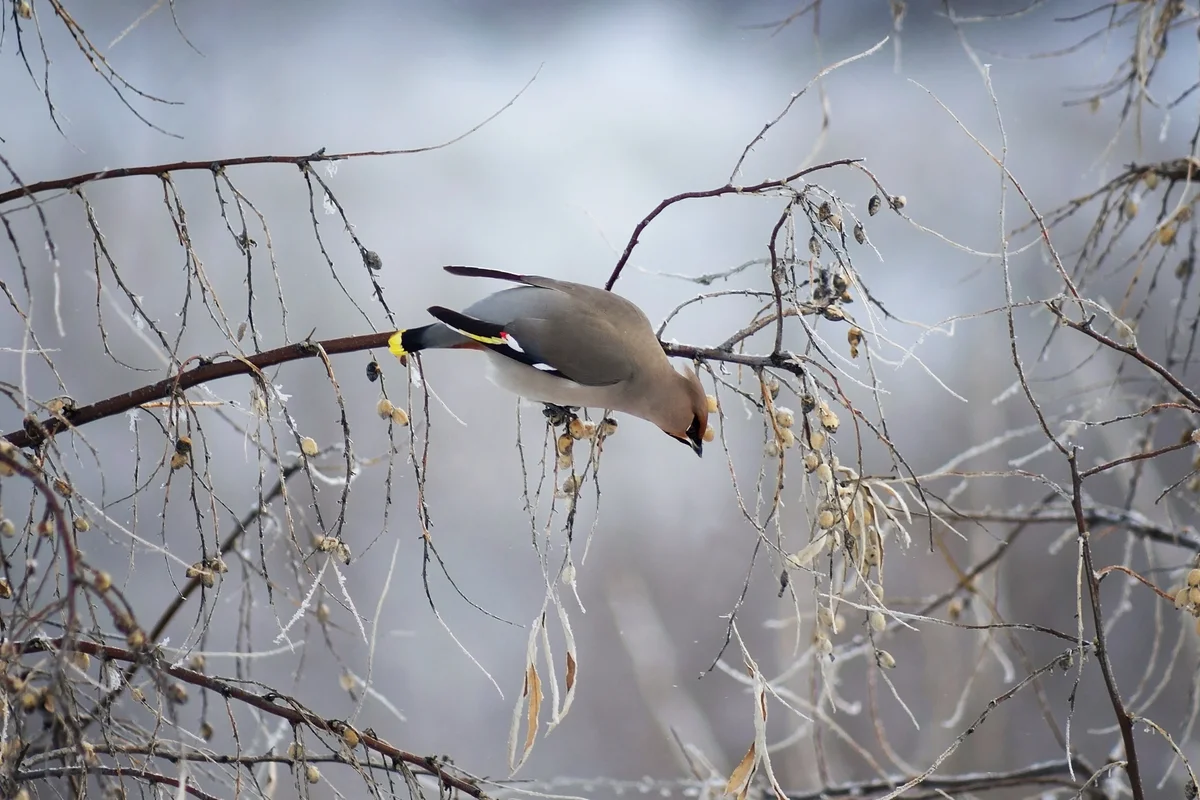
[388,325,434,358]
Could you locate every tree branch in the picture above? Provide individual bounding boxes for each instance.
[12,638,486,799]
[3,332,391,450]
[604,157,864,291]
[1069,451,1144,800]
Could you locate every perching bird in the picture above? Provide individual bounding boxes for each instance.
[388,266,709,456]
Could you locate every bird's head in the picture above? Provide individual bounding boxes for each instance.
[662,364,709,457]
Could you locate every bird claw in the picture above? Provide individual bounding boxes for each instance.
[542,404,579,427]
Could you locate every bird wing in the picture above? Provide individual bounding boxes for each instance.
[428,285,635,387]
[443,265,591,297]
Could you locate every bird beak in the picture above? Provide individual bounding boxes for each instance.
[667,431,703,457]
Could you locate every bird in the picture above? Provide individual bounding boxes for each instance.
[388,266,709,456]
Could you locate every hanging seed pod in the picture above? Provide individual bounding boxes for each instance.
[800,394,816,414]
[46,396,76,416]
[853,222,866,244]
[890,195,907,210]
[376,398,394,418]
[391,407,410,426]
[809,430,827,450]
[171,436,193,470]
[774,407,795,428]
[868,194,882,216]
[568,417,595,440]
[778,428,796,449]
[300,437,319,457]
[876,650,897,669]
[802,452,820,472]
[817,605,836,632]
[818,201,832,222]
[847,326,863,358]
[366,360,381,382]
[819,404,840,432]
[808,236,822,258]
[828,213,843,232]
[947,596,965,620]
[340,725,361,749]
[869,610,886,631]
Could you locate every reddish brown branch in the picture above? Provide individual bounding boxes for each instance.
[5,332,803,451]
[13,638,486,798]
[15,764,221,800]
[1095,565,1176,603]
[1051,303,1200,409]
[604,157,863,291]
[0,150,423,206]
[1081,438,1195,479]
[3,332,391,450]
[1068,451,1144,800]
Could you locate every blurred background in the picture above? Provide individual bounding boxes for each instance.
[3,1,1197,797]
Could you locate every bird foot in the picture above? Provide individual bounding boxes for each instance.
[542,404,579,427]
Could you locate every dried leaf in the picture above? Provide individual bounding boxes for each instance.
[508,619,546,774]
[565,651,576,692]
[724,742,757,798]
[524,663,542,756]
[548,595,579,731]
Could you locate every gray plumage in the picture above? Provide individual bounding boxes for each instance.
[389,266,709,455]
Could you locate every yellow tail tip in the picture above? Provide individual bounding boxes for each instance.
[388,330,408,359]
